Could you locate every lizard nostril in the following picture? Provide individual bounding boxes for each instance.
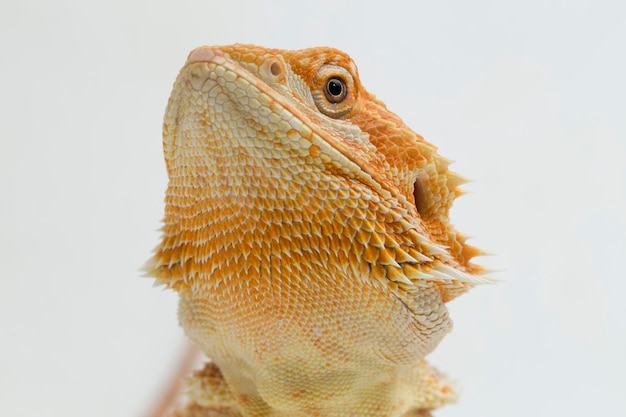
[260,58,285,83]
[413,179,426,218]
[270,61,282,77]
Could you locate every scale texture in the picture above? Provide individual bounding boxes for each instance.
[146,44,487,417]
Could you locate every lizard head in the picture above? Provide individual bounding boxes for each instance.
[150,44,488,302]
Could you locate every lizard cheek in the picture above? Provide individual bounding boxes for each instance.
[413,179,426,218]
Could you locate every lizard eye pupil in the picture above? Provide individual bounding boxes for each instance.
[324,78,347,103]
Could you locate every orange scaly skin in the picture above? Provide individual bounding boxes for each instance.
[147,44,487,417]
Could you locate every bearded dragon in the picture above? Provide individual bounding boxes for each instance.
[146,44,488,417]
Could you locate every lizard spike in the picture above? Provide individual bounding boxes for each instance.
[471,274,499,284]
[408,228,432,245]
[394,248,420,264]
[423,242,450,258]
[434,262,472,281]
[436,156,454,172]
[151,279,168,288]
[386,266,414,286]
[402,264,442,281]
[471,265,501,278]
[447,172,471,189]
[377,248,402,267]
[432,262,495,285]
[455,233,474,243]
[418,269,457,283]
[407,248,434,263]
[462,244,492,260]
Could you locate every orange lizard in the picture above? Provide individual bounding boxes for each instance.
[146,44,489,417]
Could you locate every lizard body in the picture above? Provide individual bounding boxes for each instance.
[146,44,487,417]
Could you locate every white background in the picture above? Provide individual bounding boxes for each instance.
[1,1,624,416]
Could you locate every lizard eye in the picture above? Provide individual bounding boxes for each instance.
[313,64,356,119]
[324,78,347,103]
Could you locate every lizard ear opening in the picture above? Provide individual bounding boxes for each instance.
[413,179,426,218]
